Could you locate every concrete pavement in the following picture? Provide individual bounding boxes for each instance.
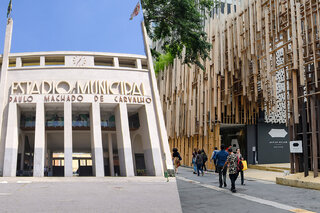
[244,168,285,182]
[176,167,320,213]
[246,163,320,190]
[183,165,287,182]
[0,177,182,213]
[277,172,320,191]
[248,163,290,173]
[1,167,319,213]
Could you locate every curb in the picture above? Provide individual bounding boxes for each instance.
[276,177,320,191]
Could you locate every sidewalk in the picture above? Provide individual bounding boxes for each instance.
[182,165,285,183]
[244,168,285,182]
[276,172,320,191]
[0,176,175,183]
[247,163,320,191]
[248,163,290,173]
[183,163,320,190]
[0,176,182,213]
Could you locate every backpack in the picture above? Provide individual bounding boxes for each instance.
[237,157,244,172]
[203,152,208,162]
[212,150,218,160]
[196,154,203,165]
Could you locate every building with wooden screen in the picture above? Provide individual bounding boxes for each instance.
[157,0,319,177]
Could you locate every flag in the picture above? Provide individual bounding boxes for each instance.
[129,2,140,20]
[7,0,12,18]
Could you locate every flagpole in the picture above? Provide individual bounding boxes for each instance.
[141,21,175,175]
[7,0,12,19]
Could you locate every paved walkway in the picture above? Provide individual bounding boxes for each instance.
[256,163,291,169]
[245,164,320,190]
[176,167,320,213]
[244,168,285,182]
[0,177,182,213]
[183,165,286,182]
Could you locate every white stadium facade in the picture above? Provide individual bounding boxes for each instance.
[0,19,174,177]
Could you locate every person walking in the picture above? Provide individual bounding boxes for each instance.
[236,148,245,185]
[172,148,182,174]
[211,147,219,173]
[224,148,239,193]
[215,144,229,187]
[201,149,208,173]
[196,150,204,176]
[192,148,198,174]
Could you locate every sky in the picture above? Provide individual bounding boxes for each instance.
[0,0,145,55]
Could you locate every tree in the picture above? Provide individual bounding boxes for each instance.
[154,52,174,74]
[141,0,216,70]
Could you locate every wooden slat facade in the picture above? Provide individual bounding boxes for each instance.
[157,0,320,176]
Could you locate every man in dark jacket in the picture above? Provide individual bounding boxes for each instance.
[215,144,229,187]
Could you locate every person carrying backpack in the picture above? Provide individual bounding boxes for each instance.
[211,147,219,173]
[172,148,182,174]
[236,148,244,185]
[196,150,204,176]
[192,148,198,174]
[201,149,208,173]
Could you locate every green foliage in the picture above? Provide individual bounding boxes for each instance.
[142,0,217,71]
[154,52,174,74]
[136,169,147,176]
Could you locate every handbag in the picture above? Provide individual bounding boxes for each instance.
[177,160,181,167]
[241,160,248,171]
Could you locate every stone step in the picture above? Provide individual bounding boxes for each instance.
[248,165,290,173]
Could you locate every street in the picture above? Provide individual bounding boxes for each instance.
[176,167,320,213]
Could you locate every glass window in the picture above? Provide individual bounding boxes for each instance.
[80,160,86,166]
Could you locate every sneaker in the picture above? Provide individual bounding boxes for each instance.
[219,185,222,188]
[224,183,227,187]
[232,189,236,193]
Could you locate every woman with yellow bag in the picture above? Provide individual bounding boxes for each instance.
[236,148,247,185]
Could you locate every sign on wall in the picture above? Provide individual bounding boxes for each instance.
[257,123,290,164]
[9,80,153,104]
[290,141,303,153]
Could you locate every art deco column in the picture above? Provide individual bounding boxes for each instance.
[138,105,164,176]
[90,102,104,177]
[33,102,45,177]
[64,102,73,177]
[3,103,20,177]
[115,103,134,177]
[108,133,115,176]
